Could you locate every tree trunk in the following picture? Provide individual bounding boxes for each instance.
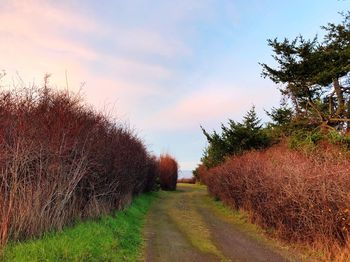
[346,98,350,132]
[290,94,301,117]
[334,78,344,116]
[305,87,325,123]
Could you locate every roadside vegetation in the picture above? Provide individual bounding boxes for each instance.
[158,154,178,191]
[1,192,157,262]
[195,12,350,261]
[0,76,179,257]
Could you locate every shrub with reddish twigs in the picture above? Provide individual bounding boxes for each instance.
[0,85,158,247]
[193,164,210,185]
[158,154,178,191]
[205,142,350,260]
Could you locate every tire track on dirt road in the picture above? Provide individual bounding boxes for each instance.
[144,184,299,262]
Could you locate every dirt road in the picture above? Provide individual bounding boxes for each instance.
[144,184,299,262]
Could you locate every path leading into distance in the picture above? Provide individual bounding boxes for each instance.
[144,184,299,262]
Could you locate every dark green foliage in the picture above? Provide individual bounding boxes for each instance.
[287,128,350,151]
[266,103,293,127]
[199,12,350,170]
[319,11,350,84]
[201,128,228,168]
[326,130,350,148]
[288,129,323,150]
[264,102,315,139]
[201,106,271,168]
[260,12,350,130]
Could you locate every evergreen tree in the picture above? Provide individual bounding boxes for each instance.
[266,105,293,127]
[201,106,270,168]
[243,106,263,130]
[260,12,350,130]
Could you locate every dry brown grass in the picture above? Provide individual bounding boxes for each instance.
[0,85,158,247]
[202,142,350,261]
[158,154,178,191]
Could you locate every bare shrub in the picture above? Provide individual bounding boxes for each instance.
[205,142,350,260]
[194,164,210,185]
[0,85,158,246]
[158,154,178,191]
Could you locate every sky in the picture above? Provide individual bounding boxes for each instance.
[0,0,348,175]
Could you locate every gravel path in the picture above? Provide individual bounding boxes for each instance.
[144,184,298,262]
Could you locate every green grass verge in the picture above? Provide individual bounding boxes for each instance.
[1,192,157,262]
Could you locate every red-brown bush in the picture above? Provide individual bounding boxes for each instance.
[194,164,210,185]
[0,85,158,246]
[205,142,350,259]
[158,154,178,191]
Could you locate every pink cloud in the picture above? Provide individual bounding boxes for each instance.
[0,1,98,61]
[0,0,172,112]
[1,1,99,34]
[144,83,280,131]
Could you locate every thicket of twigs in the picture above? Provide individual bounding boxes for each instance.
[0,85,158,246]
[200,142,350,260]
[158,154,178,191]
